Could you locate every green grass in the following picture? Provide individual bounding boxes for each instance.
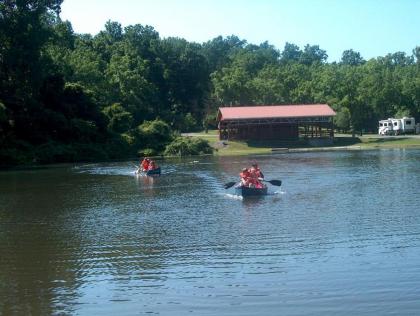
[184,130,420,156]
[215,141,272,155]
[359,136,420,147]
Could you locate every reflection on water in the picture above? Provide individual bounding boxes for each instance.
[1,150,420,315]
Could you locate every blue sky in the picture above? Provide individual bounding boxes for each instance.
[60,0,420,62]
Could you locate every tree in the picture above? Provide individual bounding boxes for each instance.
[2,1,420,165]
[413,46,420,65]
[66,37,109,101]
[135,119,172,152]
[250,65,286,104]
[211,65,252,105]
[299,44,328,65]
[102,103,133,133]
[0,0,63,101]
[0,0,64,144]
[280,42,302,63]
[340,49,365,66]
[202,35,246,72]
[105,48,156,123]
[92,20,123,63]
[334,107,351,132]
[159,38,210,126]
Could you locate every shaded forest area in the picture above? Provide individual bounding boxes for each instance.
[1,1,420,166]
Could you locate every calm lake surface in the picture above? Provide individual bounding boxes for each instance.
[1,149,420,315]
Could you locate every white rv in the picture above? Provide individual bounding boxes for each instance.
[378,117,416,135]
[390,118,402,134]
[378,119,393,135]
[400,117,416,134]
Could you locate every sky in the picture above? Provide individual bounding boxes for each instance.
[60,0,420,62]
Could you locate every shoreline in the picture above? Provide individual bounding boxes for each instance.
[213,144,420,156]
[208,133,420,156]
[2,135,420,170]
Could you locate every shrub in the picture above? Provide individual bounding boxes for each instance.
[139,148,157,156]
[102,103,133,133]
[135,119,172,151]
[164,137,213,156]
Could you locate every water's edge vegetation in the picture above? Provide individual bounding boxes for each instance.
[1,1,420,167]
[190,131,420,156]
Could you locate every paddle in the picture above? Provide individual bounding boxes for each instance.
[224,181,237,189]
[224,179,281,189]
[261,179,282,186]
[132,163,142,174]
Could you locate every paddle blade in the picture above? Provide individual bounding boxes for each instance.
[268,179,282,186]
[224,181,236,189]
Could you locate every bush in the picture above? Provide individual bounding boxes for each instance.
[102,103,133,133]
[164,137,213,156]
[139,148,157,156]
[135,119,173,152]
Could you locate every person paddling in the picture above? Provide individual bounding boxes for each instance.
[148,160,158,171]
[239,167,251,187]
[224,163,281,190]
[250,162,264,179]
[249,163,265,188]
[140,157,150,172]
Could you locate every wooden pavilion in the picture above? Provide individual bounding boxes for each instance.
[217,104,336,142]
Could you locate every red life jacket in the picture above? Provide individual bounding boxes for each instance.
[148,161,158,170]
[142,159,151,171]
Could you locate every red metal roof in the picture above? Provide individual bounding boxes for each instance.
[218,104,336,121]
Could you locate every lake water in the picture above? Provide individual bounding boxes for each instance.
[1,149,420,315]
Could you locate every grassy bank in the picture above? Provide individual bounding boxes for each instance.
[183,131,420,156]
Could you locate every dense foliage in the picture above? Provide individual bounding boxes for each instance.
[164,137,213,156]
[1,1,419,165]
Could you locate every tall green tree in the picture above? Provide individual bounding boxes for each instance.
[280,42,302,63]
[202,35,246,73]
[299,44,328,65]
[340,49,365,66]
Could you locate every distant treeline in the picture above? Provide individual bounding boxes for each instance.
[1,1,419,165]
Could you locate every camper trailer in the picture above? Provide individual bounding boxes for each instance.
[400,117,416,134]
[390,118,402,135]
[378,119,393,135]
[378,117,416,135]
